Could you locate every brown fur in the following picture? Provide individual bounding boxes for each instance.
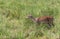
[36,16,54,27]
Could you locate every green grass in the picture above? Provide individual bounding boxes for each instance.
[0,0,60,39]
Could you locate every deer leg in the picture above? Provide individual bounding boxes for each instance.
[47,23,51,27]
[44,21,51,29]
[47,19,54,27]
[50,19,54,27]
[36,21,41,25]
[51,21,54,26]
[45,21,51,29]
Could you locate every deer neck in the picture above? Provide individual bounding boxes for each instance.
[30,17,37,22]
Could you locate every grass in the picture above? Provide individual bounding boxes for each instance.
[0,0,60,39]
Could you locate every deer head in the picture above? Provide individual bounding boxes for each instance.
[26,14,37,23]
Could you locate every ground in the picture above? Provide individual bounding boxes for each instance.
[0,0,60,39]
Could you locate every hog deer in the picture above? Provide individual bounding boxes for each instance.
[26,15,54,28]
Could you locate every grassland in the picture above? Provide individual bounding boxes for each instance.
[0,0,60,39]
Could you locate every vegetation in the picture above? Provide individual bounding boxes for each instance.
[0,0,60,39]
